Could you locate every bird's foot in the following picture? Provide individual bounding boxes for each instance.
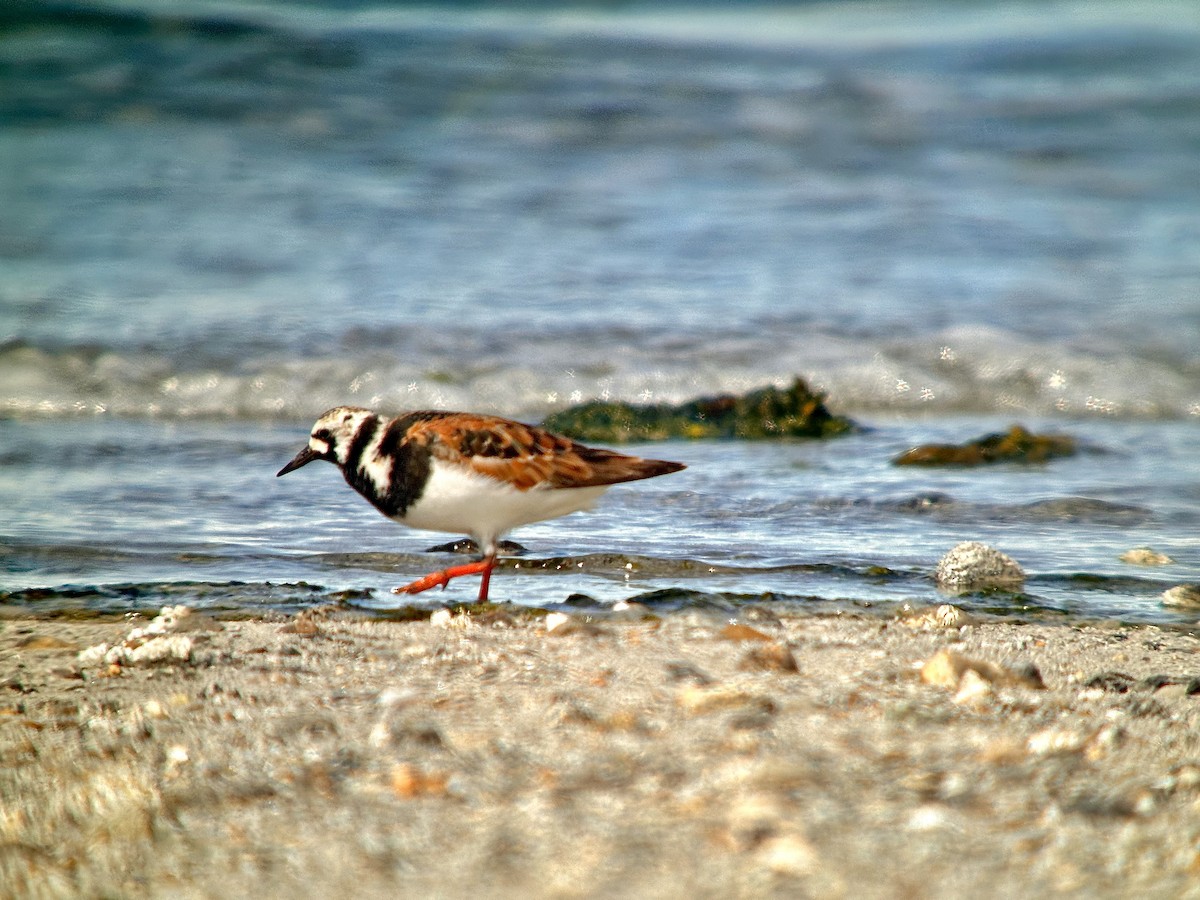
[393,558,496,598]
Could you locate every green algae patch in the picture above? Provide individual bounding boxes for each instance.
[542,378,855,442]
[893,424,1076,467]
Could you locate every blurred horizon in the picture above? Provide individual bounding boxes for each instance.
[3,0,1198,422]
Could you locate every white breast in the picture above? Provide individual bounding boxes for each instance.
[398,458,609,544]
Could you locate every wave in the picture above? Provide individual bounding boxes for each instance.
[4,1,1196,427]
[3,322,1197,423]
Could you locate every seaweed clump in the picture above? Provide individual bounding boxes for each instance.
[542,377,854,442]
[893,424,1076,467]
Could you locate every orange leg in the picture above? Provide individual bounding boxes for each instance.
[393,554,498,602]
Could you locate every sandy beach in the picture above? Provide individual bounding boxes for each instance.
[4,603,1200,899]
[6,5,1200,898]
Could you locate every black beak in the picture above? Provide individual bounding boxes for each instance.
[277,446,320,477]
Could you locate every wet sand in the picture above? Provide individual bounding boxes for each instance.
[4,603,1200,899]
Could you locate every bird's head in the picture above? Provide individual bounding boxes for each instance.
[277,406,376,476]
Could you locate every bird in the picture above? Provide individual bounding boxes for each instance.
[277,406,686,602]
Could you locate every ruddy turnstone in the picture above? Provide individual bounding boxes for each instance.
[277,407,686,601]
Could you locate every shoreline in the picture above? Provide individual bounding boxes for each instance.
[4,605,1200,898]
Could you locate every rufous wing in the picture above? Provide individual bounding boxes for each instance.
[406,413,684,491]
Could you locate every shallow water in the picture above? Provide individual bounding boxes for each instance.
[2,0,1198,622]
[2,415,1196,623]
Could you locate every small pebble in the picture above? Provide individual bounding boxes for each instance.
[143,699,169,719]
[953,668,994,705]
[935,541,1025,589]
[1027,728,1089,757]
[1162,584,1200,609]
[907,805,953,832]
[390,763,449,798]
[720,623,773,642]
[1121,547,1174,566]
[16,635,79,651]
[921,648,1044,691]
[738,642,799,674]
[677,684,776,716]
[759,833,818,877]
[900,604,975,630]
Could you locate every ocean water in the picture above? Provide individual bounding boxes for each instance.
[2,0,1198,623]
